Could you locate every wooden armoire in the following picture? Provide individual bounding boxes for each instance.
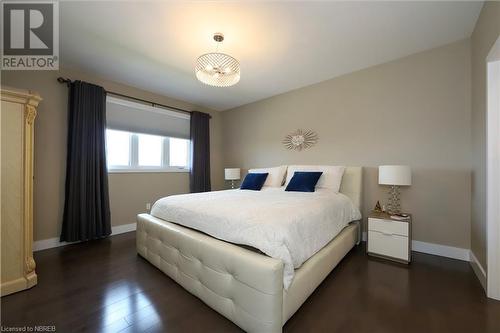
[1,86,41,296]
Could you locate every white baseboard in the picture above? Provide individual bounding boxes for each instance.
[109,222,137,235]
[470,251,487,291]
[33,222,137,252]
[412,240,470,261]
[362,232,470,261]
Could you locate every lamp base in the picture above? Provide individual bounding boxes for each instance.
[387,185,402,214]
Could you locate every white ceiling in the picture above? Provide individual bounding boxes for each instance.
[60,1,483,111]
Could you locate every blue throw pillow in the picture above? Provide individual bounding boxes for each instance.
[285,172,323,192]
[240,173,269,191]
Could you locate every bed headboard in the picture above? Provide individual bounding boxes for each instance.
[339,166,363,210]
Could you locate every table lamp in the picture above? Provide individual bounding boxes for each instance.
[378,165,412,214]
[224,168,241,189]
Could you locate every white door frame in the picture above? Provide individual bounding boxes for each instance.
[486,36,500,300]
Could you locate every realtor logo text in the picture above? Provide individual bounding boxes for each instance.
[1,1,59,70]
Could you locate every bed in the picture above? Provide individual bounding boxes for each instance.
[136,166,362,332]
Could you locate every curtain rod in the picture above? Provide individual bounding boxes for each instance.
[57,77,211,118]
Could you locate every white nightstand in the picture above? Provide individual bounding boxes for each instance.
[367,211,411,264]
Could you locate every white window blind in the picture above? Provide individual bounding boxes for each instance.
[106,96,190,139]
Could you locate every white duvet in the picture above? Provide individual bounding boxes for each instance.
[150,187,361,288]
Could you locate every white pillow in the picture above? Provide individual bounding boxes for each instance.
[285,165,346,192]
[248,165,287,187]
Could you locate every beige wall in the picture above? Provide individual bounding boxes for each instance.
[1,68,224,241]
[222,39,472,249]
[470,1,500,269]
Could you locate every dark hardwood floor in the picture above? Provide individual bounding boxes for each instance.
[1,231,499,333]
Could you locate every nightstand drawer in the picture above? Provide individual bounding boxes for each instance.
[368,230,409,261]
[368,218,409,237]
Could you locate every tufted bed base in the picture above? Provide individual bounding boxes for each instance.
[137,213,360,333]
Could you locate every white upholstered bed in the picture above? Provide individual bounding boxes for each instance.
[136,166,362,332]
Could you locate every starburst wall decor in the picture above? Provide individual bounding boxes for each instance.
[282,129,318,151]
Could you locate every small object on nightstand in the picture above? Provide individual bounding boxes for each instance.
[374,200,382,212]
[390,214,410,221]
[367,211,412,264]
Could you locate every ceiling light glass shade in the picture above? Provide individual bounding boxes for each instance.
[195,52,240,87]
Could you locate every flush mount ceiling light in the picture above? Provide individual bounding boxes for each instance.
[195,33,240,87]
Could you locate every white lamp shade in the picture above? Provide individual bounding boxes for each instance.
[379,165,412,186]
[224,168,241,180]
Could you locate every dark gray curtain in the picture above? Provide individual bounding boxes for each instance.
[189,111,211,193]
[60,81,111,242]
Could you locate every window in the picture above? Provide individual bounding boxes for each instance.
[169,138,190,167]
[106,129,190,172]
[138,133,162,167]
[106,130,130,167]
